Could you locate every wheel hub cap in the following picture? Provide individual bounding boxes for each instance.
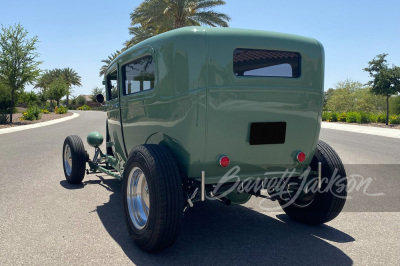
[127,167,150,230]
[64,144,72,176]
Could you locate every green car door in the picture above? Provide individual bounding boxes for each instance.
[105,66,127,163]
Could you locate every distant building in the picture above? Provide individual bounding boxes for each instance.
[77,95,102,108]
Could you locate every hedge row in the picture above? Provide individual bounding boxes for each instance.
[322,111,400,124]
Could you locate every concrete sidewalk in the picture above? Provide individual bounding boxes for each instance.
[321,122,400,139]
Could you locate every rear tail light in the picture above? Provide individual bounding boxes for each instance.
[296,152,306,163]
[219,156,230,168]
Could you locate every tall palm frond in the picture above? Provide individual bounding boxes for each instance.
[125,0,230,50]
[35,69,62,92]
[125,27,158,49]
[99,50,121,77]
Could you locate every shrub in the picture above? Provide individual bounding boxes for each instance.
[369,113,377,123]
[22,106,42,121]
[376,113,386,123]
[77,105,92,111]
[55,106,68,114]
[356,112,369,124]
[322,111,329,121]
[338,113,347,122]
[82,104,91,110]
[47,105,55,112]
[389,115,400,124]
[41,109,49,114]
[20,91,39,107]
[346,112,358,123]
[389,96,400,115]
[76,95,87,106]
[326,112,338,122]
[0,113,9,124]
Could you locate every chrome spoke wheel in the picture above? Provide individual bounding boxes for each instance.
[64,144,72,176]
[127,167,150,230]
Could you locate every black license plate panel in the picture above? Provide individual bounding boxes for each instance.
[250,122,286,145]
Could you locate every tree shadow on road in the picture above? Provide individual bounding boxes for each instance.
[90,176,355,266]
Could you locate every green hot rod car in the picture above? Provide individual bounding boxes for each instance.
[62,27,347,252]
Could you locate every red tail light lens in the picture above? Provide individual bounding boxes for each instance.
[219,156,230,168]
[297,152,306,163]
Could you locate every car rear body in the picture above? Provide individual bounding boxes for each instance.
[103,27,324,184]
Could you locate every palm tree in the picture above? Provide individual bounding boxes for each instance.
[60,68,81,107]
[101,1,230,77]
[35,70,53,92]
[35,68,81,107]
[127,0,230,45]
[99,50,121,77]
[124,27,157,49]
[35,69,61,107]
[35,69,61,93]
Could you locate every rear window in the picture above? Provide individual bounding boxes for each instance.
[233,49,300,78]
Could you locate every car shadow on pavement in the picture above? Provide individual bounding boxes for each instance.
[91,177,354,266]
[59,180,85,189]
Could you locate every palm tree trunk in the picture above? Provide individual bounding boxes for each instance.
[66,94,69,107]
[386,95,389,125]
[9,88,15,124]
[174,19,186,29]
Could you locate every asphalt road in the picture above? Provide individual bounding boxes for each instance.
[0,111,399,265]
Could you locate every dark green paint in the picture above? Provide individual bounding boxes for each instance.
[87,131,104,148]
[102,27,325,184]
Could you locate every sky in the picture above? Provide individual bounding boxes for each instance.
[1,0,399,96]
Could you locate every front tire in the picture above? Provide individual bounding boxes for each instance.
[62,135,86,184]
[280,140,347,225]
[122,144,184,252]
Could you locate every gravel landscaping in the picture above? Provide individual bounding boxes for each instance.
[0,111,74,129]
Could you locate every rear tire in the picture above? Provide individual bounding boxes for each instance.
[62,135,86,184]
[122,144,184,252]
[280,140,347,225]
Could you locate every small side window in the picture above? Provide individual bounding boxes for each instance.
[123,55,154,95]
[107,69,118,100]
[233,49,301,78]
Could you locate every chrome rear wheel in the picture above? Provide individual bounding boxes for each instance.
[126,167,150,230]
[122,144,184,252]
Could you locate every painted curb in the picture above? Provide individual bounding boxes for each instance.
[321,122,400,139]
[0,112,80,135]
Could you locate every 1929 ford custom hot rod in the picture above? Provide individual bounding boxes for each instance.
[62,27,347,252]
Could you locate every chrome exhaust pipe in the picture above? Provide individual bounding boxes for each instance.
[201,171,205,201]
